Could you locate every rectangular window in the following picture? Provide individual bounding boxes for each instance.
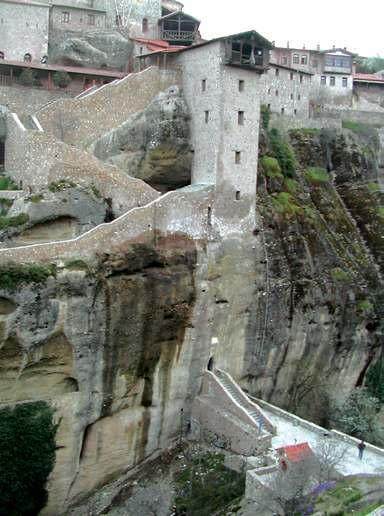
[61,11,70,23]
[238,111,244,125]
[290,72,294,80]
[342,77,348,87]
[301,55,308,65]
[330,76,336,86]
[88,14,95,25]
[239,80,244,92]
[204,111,209,123]
[321,75,326,85]
[275,68,279,77]
[281,56,288,65]
[294,108,297,115]
[275,89,279,96]
[281,107,285,115]
[300,74,303,83]
[235,190,241,200]
[267,87,271,94]
[235,151,241,164]
[290,93,294,100]
[202,79,206,92]
[298,94,301,100]
[293,54,299,64]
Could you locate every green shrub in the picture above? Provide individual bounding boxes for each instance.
[0,402,56,515]
[331,267,349,281]
[272,192,302,218]
[48,180,76,192]
[305,167,330,185]
[174,451,245,516]
[260,104,271,130]
[260,156,283,179]
[0,213,29,230]
[377,207,384,221]
[18,68,36,87]
[366,357,384,403]
[357,298,374,314]
[342,120,380,148]
[28,194,43,203]
[268,128,297,178]
[0,176,19,190]
[52,71,71,88]
[289,128,320,138]
[64,258,92,274]
[284,178,299,194]
[0,263,56,291]
[367,182,381,194]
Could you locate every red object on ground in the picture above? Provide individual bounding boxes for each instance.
[276,442,313,463]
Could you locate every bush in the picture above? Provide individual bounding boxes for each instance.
[0,176,19,190]
[305,167,330,185]
[366,357,384,403]
[18,68,36,87]
[260,104,271,130]
[0,402,56,515]
[331,267,349,282]
[272,192,302,218]
[342,120,380,149]
[260,156,283,179]
[48,180,76,192]
[289,128,320,138]
[0,263,56,291]
[52,71,71,89]
[0,213,29,230]
[268,128,297,178]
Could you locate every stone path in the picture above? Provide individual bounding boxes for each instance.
[260,405,384,477]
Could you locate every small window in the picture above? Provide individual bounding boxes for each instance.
[330,76,336,86]
[23,53,32,63]
[275,68,279,76]
[61,11,70,23]
[142,18,148,33]
[301,55,308,65]
[281,107,285,114]
[202,79,206,92]
[235,190,241,200]
[342,77,348,87]
[0,51,4,60]
[235,151,241,164]
[321,75,326,85]
[115,14,122,26]
[267,87,271,94]
[275,89,279,96]
[281,56,288,65]
[300,74,303,83]
[298,94,301,100]
[204,111,209,123]
[290,93,294,100]
[207,206,212,226]
[293,54,299,64]
[88,14,95,25]
[290,72,294,80]
[238,111,244,125]
[239,80,245,92]
[294,108,297,115]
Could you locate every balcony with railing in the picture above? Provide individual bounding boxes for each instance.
[159,10,200,45]
[161,29,195,43]
[324,56,352,75]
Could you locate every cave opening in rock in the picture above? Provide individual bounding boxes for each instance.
[207,356,214,371]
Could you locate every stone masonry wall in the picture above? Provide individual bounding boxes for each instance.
[50,5,106,31]
[36,67,180,148]
[0,0,49,62]
[0,85,70,116]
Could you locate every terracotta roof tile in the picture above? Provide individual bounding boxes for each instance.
[276,442,313,462]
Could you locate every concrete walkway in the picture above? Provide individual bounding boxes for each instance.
[260,405,384,477]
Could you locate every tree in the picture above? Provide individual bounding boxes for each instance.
[313,437,347,482]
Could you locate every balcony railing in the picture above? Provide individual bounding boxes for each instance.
[324,65,352,74]
[161,29,195,41]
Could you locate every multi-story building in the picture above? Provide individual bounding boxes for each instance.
[0,0,50,63]
[49,2,106,32]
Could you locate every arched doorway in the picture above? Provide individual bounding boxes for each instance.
[207,356,214,371]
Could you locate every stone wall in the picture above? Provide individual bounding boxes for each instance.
[36,66,180,148]
[0,0,49,62]
[269,113,342,133]
[5,113,159,216]
[258,64,311,118]
[0,85,70,115]
[314,107,384,126]
[50,5,106,31]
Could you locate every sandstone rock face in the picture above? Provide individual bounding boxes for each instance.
[91,86,192,192]
[49,30,133,71]
[0,186,108,246]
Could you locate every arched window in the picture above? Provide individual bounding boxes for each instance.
[142,18,148,33]
[24,53,32,63]
[0,51,4,60]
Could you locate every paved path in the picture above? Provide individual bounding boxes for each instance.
[260,406,384,477]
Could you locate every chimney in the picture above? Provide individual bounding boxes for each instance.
[287,41,290,48]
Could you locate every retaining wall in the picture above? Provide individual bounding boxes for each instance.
[270,113,341,133]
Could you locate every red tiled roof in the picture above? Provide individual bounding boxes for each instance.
[354,73,384,83]
[132,38,186,53]
[276,442,313,462]
[0,59,126,78]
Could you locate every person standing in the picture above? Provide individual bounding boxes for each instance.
[358,440,366,460]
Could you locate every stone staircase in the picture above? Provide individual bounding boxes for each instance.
[214,368,273,435]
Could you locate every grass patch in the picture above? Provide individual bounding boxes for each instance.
[289,128,320,138]
[28,194,43,203]
[48,180,76,192]
[317,483,362,507]
[0,176,19,190]
[353,502,383,516]
[0,198,13,216]
[260,156,283,179]
[376,207,384,221]
[0,263,56,291]
[357,298,374,314]
[305,167,330,185]
[0,213,29,230]
[342,120,380,148]
[284,178,299,195]
[367,182,381,194]
[331,267,350,282]
[0,402,56,515]
[272,192,302,218]
[174,451,245,516]
[64,258,92,273]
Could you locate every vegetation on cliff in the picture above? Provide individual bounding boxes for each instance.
[0,402,56,515]
[0,263,56,290]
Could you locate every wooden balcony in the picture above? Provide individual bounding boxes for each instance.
[161,29,195,42]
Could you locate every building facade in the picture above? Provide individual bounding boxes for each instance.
[0,0,50,62]
[49,3,106,31]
